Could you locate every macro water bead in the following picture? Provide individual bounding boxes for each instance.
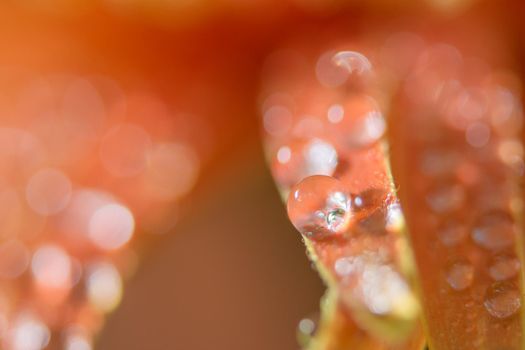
[287,175,351,239]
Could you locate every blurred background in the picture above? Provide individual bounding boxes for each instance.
[0,1,523,349]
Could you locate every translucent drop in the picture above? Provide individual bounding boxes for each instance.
[437,220,467,246]
[352,188,387,212]
[446,261,474,291]
[426,182,465,213]
[489,255,520,281]
[332,51,373,76]
[287,175,351,239]
[328,94,386,149]
[484,281,521,319]
[471,211,516,250]
[296,315,318,347]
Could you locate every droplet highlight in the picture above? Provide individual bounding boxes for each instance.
[287,175,351,239]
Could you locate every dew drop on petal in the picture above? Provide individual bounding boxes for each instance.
[489,255,520,281]
[287,175,351,239]
[332,51,373,76]
[446,261,474,291]
[296,315,318,347]
[471,211,516,251]
[352,188,387,212]
[484,281,521,319]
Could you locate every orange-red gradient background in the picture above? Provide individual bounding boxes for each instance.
[0,1,524,349]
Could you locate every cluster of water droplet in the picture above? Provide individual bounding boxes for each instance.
[404,42,524,320]
[0,73,202,349]
[261,39,421,339]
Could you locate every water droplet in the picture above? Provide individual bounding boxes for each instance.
[489,254,520,281]
[296,315,318,347]
[471,211,516,250]
[328,94,385,149]
[426,182,465,213]
[484,281,521,319]
[287,175,351,239]
[272,139,338,188]
[446,261,474,291]
[352,188,387,212]
[437,219,467,246]
[332,51,372,76]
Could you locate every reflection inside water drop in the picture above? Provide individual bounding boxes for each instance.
[287,175,351,239]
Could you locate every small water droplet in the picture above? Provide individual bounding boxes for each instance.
[352,188,387,212]
[287,175,351,239]
[296,314,318,347]
[446,261,474,291]
[426,182,465,213]
[489,254,520,281]
[437,219,467,246]
[471,211,516,250]
[484,281,521,319]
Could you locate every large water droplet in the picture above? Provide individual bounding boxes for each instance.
[489,254,520,281]
[287,175,351,239]
[471,211,516,250]
[484,281,521,319]
[446,261,474,291]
